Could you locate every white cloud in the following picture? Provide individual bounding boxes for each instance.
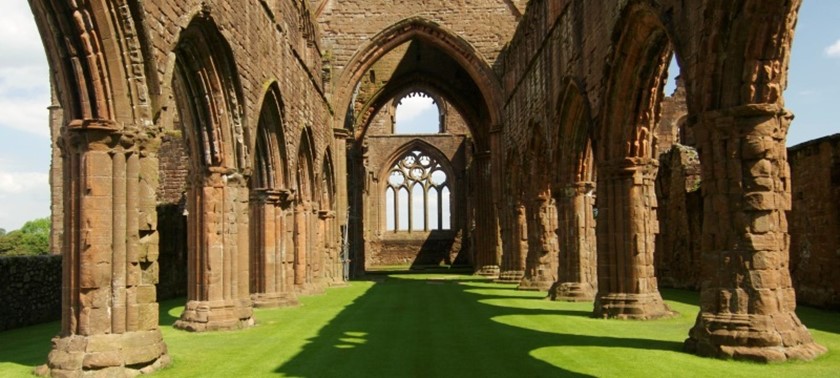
[0,170,48,194]
[0,2,47,68]
[0,91,51,138]
[0,169,50,231]
[825,39,840,58]
[0,2,51,138]
[396,96,436,123]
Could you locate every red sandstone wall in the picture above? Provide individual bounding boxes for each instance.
[789,135,840,309]
[144,1,332,169]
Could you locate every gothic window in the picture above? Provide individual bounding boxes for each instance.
[385,149,451,232]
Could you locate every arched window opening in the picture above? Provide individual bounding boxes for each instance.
[394,92,441,134]
[411,183,424,231]
[386,187,396,231]
[441,187,451,230]
[384,149,451,232]
[398,188,409,230]
[428,188,439,230]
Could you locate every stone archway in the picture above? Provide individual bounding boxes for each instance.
[295,128,322,294]
[338,18,504,276]
[683,0,826,362]
[249,83,298,308]
[592,2,675,320]
[549,79,597,302]
[170,14,254,332]
[29,0,170,375]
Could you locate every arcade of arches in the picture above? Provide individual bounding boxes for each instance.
[30,0,829,375]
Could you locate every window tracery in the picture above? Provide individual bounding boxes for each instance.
[385,149,451,231]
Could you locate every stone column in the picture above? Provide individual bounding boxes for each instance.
[294,201,308,288]
[175,170,254,332]
[473,152,500,277]
[48,86,63,255]
[46,121,169,376]
[333,128,351,281]
[518,192,559,291]
[250,189,298,308]
[594,158,673,319]
[684,104,826,362]
[497,199,526,283]
[319,209,342,286]
[550,181,597,301]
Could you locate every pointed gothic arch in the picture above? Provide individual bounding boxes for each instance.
[171,14,254,332]
[590,2,675,321]
[250,83,298,308]
[29,0,169,374]
[335,16,503,149]
[549,78,597,302]
[294,127,321,293]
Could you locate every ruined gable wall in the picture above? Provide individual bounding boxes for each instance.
[318,0,524,79]
[788,135,840,309]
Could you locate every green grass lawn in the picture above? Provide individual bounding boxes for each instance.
[1,274,839,377]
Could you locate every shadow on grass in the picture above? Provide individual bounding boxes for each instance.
[796,305,840,335]
[275,275,682,377]
[159,297,183,327]
[0,321,57,367]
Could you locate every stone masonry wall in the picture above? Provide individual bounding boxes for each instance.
[0,255,61,331]
[319,0,526,77]
[789,135,840,309]
[145,0,332,172]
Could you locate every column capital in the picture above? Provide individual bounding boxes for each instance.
[251,188,295,207]
[694,103,792,139]
[596,157,658,180]
[333,128,352,139]
[552,181,595,198]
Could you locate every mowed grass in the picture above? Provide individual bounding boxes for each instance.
[1,274,840,377]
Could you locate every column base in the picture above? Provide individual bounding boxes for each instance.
[296,282,328,296]
[174,299,254,332]
[594,292,676,320]
[475,265,500,278]
[41,330,170,377]
[495,270,524,284]
[549,282,595,302]
[252,292,300,308]
[684,312,827,362]
[518,276,554,291]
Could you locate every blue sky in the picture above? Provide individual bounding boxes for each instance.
[0,1,837,231]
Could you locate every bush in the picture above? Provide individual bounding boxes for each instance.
[0,217,50,256]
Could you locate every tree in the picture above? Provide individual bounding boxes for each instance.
[0,217,50,256]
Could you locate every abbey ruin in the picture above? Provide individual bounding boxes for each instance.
[26,0,833,375]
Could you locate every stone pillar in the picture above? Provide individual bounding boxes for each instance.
[518,192,559,291]
[250,189,298,308]
[550,181,597,301]
[48,86,63,255]
[175,170,254,332]
[319,209,342,286]
[294,201,308,288]
[594,158,673,319]
[333,128,351,281]
[473,152,500,277]
[497,199,526,283]
[46,121,169,376]
[684,104,826,362]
